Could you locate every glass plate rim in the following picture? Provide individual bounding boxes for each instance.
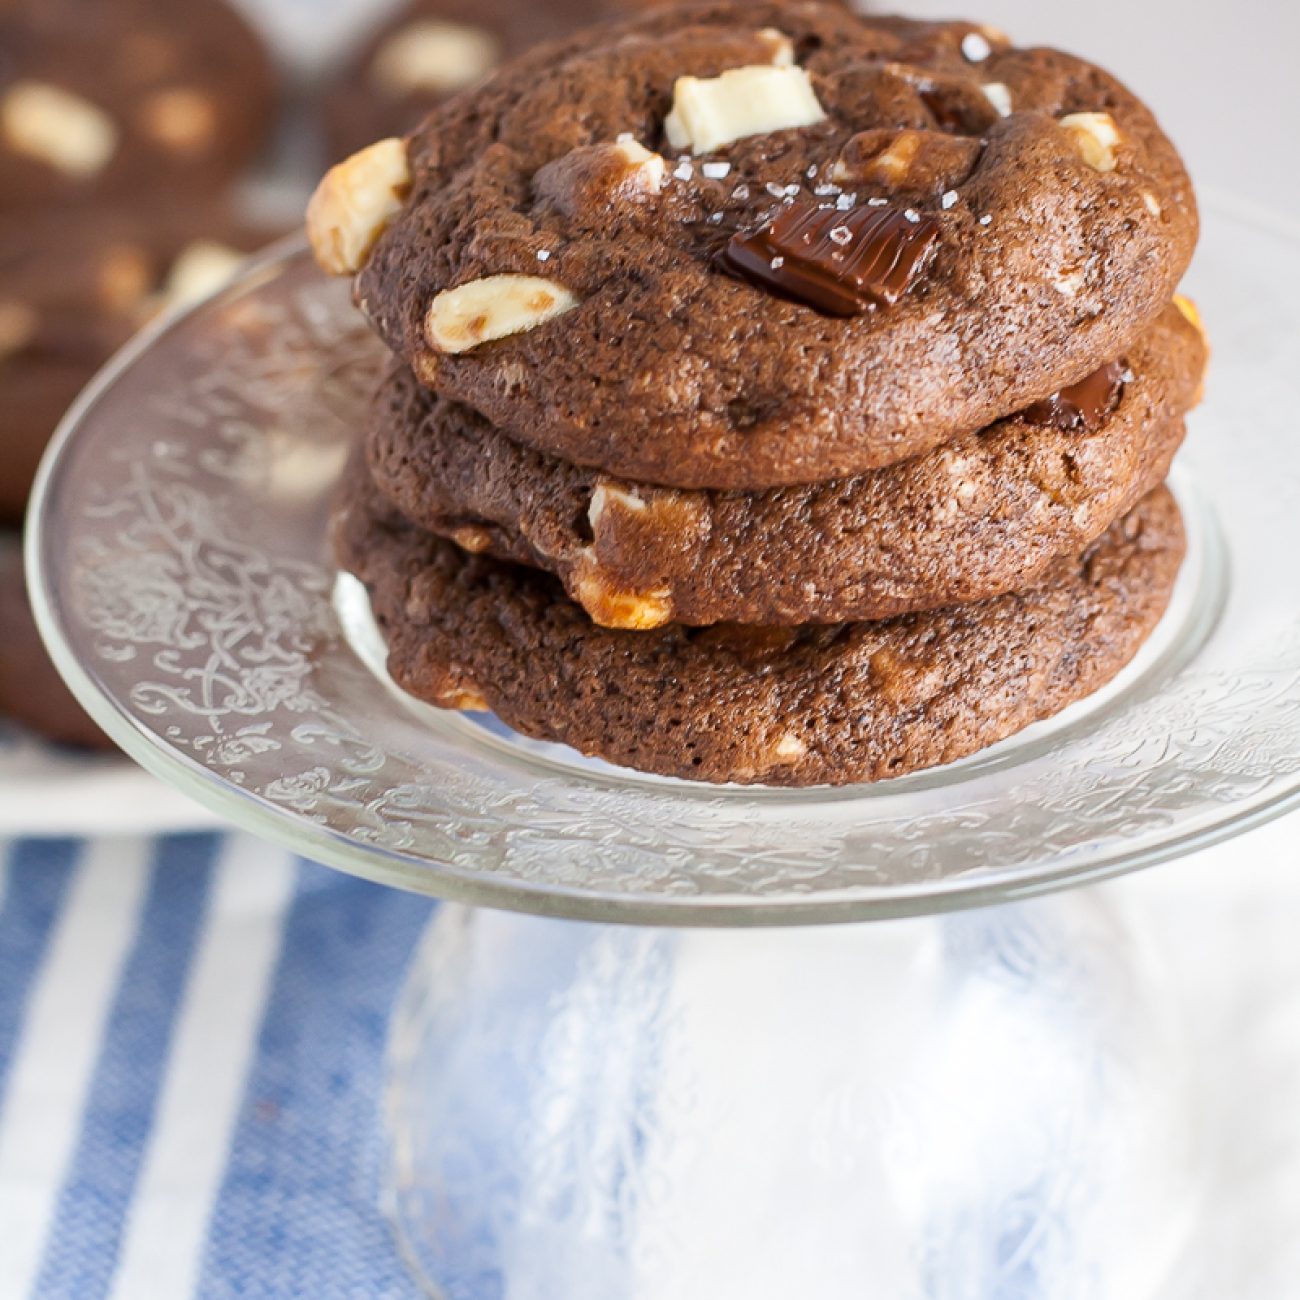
[24,199,1300,927]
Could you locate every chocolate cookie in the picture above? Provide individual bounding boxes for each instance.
[322,2,1198,489]
[0,0,275,213]
[0,207,278,523]
[323,0,688,161]
[335,461,1186,787]
[368,300,1204,627]
[0,535,112,750]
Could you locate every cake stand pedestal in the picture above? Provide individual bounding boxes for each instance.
[385,892,1199,1300]
[25,204,1300,1299]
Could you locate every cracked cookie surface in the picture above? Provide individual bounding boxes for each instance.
[353,1,1198,488]
[367,302,1204,626]
[335,458,1186,787]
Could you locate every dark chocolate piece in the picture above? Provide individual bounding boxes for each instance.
[1025,361,1127,431]
[721,201,942,315]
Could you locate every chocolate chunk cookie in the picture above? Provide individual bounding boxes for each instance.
[368,300,1205,627]
[0,535,112,749]
[335,460,1186,787]
[321,1,1197,489]
[0,206,278,524]
[0,0,275,213]
[323,0,690,161]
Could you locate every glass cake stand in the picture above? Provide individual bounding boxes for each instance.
[27,201,1300,1298]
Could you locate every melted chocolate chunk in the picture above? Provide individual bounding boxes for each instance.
[721,201,942,315]
[1025,361,1127,431]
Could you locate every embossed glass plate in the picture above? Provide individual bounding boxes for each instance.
[25,203,1300,925]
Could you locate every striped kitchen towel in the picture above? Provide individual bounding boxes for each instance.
[0,833,432,1299]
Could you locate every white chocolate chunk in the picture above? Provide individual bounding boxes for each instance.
[961,32,992,62]
[163,241,248,308]
[372,19,501,96]
[772,733,808,764]
[2,80,119,178]
[306,137,411,276]
[664,65,825,155]
[1060,112,1121,172]
[427,275,577,354]
[1053,267,1086,297]
[981,82,1013,117]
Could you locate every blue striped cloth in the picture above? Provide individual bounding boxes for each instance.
[0,833,432,1299]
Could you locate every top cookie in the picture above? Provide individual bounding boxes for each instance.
[0,0,275,213]
[316,1,1198,489]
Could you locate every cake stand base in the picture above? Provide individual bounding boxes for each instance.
[384,890,1201,1300]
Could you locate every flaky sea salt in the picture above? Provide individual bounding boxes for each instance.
[701,161,731,179]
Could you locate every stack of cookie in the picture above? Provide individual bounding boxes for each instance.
[313,1,1206,786]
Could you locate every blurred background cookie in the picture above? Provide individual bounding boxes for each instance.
[0,206,281,524]
[0,535,113,749]
[321,0,683,159]
[0,0,277,212]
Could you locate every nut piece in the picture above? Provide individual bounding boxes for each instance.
[834,129,981,193]
[451,524,493,554]
[665,65,825,155]
[96,244,153,312]
[534,138,665,215]
[427,275,578,354]
[608,138,665,194]
[306,137,411,276]
[1174,294,1204,336]
[138,88,218,156]
[756,27,795,67]
[372,19,501,96]
[163,241,248,308]
[981,82,1013,118]
[1060,112,1121,173]
[429,680,490,712]
[589,482,648,528]
[0,300,38,362]
[2,80,119,178]
[861,131,921,183]
[574,555,673,630]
